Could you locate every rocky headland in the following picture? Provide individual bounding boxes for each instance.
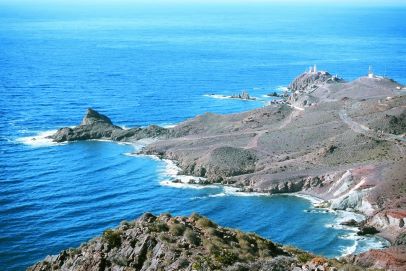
[29,213,377,271]
[44,69,406,270]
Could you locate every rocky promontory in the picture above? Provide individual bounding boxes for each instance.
[29,213,369,271]
[46,70,406,270]
[49,108,169,143]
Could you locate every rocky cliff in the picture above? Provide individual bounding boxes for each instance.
[29,213,369,271]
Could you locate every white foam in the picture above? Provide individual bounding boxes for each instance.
[335,210,365,224]
[158,159,270,196]
[16,130,63,147]
[341,241,358,256]
[204,94,230,99]
[338,231,390,257]
[159,180,217,189]
[276,86,289,92]
[326,209,389,257]
[223,186,269,197]
[293,193,324,204]
[157,159,212,187]
[161,123,177,128]
[204,94,261,101]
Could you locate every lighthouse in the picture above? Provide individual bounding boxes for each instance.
[368,66,374,78]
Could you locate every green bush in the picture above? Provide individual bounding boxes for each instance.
[149,221,169,232]
[213,249,238,265]
[196,217,217,229]
[169,223,186,236]
[205,227,221,237]
[102,229,122,248]
[184,228,200,245]
[158,232,175,243]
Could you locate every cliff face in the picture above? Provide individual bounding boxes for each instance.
[29,213,364,271]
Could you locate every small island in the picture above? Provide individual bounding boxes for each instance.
[230,90,256,100]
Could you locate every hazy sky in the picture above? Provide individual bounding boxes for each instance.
[1,0,405,6]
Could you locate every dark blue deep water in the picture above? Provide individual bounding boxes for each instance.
[0,4,405,270]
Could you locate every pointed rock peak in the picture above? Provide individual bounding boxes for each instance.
[81,108,113,126]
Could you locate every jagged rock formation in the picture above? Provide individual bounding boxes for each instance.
[288,71,341,93]
[287,71,343,108]
[29,213,363,271]
[49,108,168,143]
[80,108,113,126]
[231,91,255,100]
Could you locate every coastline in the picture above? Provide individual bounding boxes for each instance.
[155,155,391,256]
[19,70,406,270]
[17,130,393,257]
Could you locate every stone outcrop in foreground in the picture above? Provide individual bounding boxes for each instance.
[29,213,367,271]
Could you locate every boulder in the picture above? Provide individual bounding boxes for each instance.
[340,219,361,227]
[357,226,379,236]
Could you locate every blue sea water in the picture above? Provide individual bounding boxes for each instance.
[0,3,405,270]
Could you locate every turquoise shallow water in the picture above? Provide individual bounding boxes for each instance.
[0,4,404,270]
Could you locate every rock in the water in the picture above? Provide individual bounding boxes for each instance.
[49,108,121,142]
[231,91,255,100]
[81,108,113,126]
[49,108,168,143]
[340,219,360,227]
[357,226,379,235]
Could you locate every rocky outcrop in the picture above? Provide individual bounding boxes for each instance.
[348,246,406,271]
[49,108,169,143]
[287,70,344,108]
[80,108,114,126]
[231,91,255,100]
[29,213,365,271]
[288,71,341,93]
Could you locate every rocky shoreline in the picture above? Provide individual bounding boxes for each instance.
[42,69,406,270]
[28,213,386,271]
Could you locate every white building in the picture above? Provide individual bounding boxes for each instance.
[368,66,374,78]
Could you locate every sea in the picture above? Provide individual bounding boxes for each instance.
[1,3,405,270]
